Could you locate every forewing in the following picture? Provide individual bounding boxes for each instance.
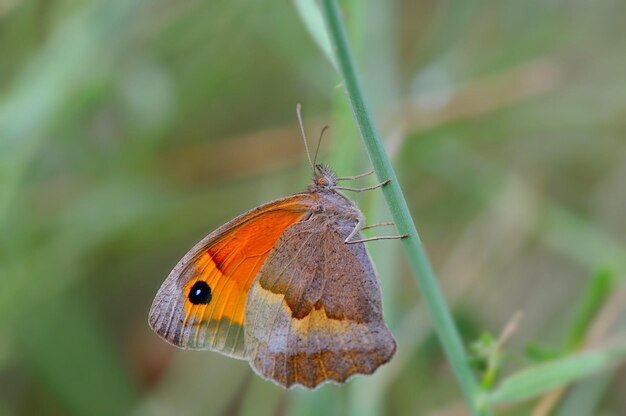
[148,194,314,358]
[244,215,396,387]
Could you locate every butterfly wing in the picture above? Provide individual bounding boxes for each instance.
[244,213,396,388]
[148,194,316,358]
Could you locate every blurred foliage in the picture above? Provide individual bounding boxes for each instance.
[1,0,625,415]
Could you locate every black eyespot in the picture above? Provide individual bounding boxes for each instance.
[188,281,212,305]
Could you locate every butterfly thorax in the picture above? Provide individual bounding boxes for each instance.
[307,165,364,227]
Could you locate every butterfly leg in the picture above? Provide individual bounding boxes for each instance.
[333,179,390,192]
[344,218,408,244]
[347,234,408,244]
[361,221,395,231]
[336,170,375,181]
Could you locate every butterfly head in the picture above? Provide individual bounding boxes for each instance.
[311,164,337,190]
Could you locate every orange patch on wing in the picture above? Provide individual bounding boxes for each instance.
[182,208,310,327]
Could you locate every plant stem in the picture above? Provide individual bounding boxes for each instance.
[320,1,489,414]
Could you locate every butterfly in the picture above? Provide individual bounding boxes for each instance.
[149,106,402,388]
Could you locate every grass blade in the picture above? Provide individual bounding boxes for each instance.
[489,347,626,404]
[316,1,488,414]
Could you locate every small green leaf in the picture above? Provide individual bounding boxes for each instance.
[489,347,626,404]
[469,332,504,389]
[469,333,492,368]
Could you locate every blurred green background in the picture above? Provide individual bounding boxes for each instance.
[1,0,625,415]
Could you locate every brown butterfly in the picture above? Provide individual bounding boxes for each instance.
[149,106,402,388]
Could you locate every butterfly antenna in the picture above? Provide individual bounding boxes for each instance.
[296,104,314,173]
[313,125,329,168]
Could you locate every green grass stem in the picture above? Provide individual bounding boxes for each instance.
[319,1,489,414]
